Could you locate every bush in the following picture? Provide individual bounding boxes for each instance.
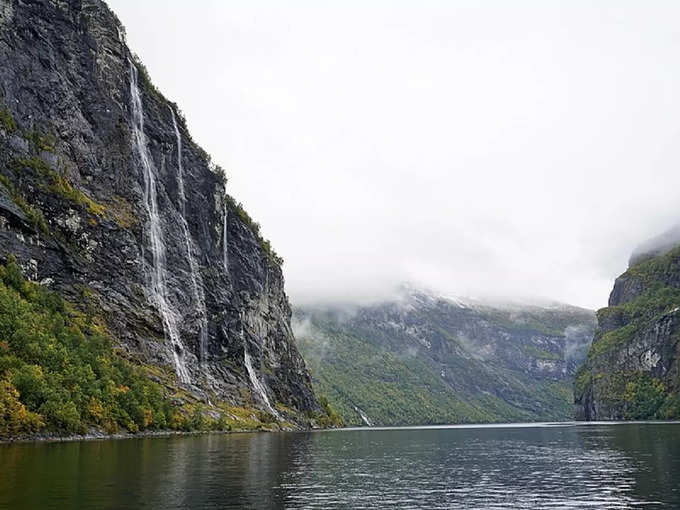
[0,174,49,234]
[12,157,106,217]
[0,104,16,133]
[623,374,669,419]
[0,379,44,435]
[0,257,172,436]
[225,195,284,266]
[317,395,343,427]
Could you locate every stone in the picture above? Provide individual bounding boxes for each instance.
[0,0,319,424]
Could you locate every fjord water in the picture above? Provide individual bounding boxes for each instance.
[1,423,678,509]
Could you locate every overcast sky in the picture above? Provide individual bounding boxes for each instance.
[108,0,680,310]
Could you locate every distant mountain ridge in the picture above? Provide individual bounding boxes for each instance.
[295,286,596,426]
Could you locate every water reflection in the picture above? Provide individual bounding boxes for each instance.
[0,422,678,509]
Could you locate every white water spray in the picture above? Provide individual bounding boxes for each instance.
[355,406,373,427]
[129,61,190,384]
[244,349,279,418]
[169,108,187,214]
[169,107,209,370]
[222,202,229,273]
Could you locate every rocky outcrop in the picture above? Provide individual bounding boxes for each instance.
[0,0,318,424]
[295,288,596,426]
[574,237,680,421]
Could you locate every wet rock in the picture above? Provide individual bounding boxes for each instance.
[0,0,319,421]
[575,238,680,421]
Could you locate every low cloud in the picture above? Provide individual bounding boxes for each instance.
[111,1,680,310]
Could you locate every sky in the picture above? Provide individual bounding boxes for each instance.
[107,0,680,310]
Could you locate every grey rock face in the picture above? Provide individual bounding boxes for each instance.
[575,309,680,421]
[574,238,680,421]
[0,0,318,419]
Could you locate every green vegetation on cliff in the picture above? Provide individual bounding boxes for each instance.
[0,258,316,438]
[0,102,16,133]
[297,322,498,426]
[575,244,680,420]
[623,374,680,419]
[296,299,595,427]
[11,156,106,217]
[0,257,171,435]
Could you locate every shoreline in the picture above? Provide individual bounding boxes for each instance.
[0,425,300,446]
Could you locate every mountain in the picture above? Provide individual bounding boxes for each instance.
[0,0,331,437]
[574,228,680,420]
[294,287,596,426]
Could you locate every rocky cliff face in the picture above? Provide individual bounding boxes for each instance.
[574,231,680,421]
[0,0,318,425]
[295,288,595,426]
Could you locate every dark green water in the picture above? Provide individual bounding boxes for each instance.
[1,422,678,509]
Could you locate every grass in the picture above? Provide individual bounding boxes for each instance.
[0,104,16,133]
[0,175,49,235]
[11,157,106,217]
[23,128,56,153]
[108,195,138,229]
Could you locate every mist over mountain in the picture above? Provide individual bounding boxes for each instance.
[629,223,680,267]
[294,285,596,426]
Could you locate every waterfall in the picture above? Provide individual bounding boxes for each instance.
[222,202,229,273]
[129,61,190,384]
[244,349,280,419]
[169,107,209,370]
[355,406,373,427]
[169,108,187,215]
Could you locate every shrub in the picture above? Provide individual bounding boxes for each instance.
[0,257,173,436]
[0,104,16,133]
[23,128,56,153]
[0,174,49,234]
[12,157,106,217]
[0,378,44,435]
[623,374,668,419]
[317,395,343,427]
[225,195,284,266]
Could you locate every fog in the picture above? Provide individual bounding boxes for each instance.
[108,1,680,309]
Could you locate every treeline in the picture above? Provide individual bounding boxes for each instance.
[0,257,186,436]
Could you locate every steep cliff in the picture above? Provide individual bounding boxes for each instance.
[295,287,595,426]
[574,232,680,421]
[0,0,321,435]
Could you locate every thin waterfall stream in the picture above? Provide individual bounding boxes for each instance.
[244,350,280,418]
[222,202,229,273]
[169,107,209,372]
[129,60,190,384]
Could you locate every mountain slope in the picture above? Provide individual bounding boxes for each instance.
[574,233,680,420]
[295,289,596,426]
[0,0,324,436]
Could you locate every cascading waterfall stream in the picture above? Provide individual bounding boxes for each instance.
[356,407,373,427]
[222,202,229,273]
[244,349,280,419]
[169,107,209,371]
[129,60,190,384]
